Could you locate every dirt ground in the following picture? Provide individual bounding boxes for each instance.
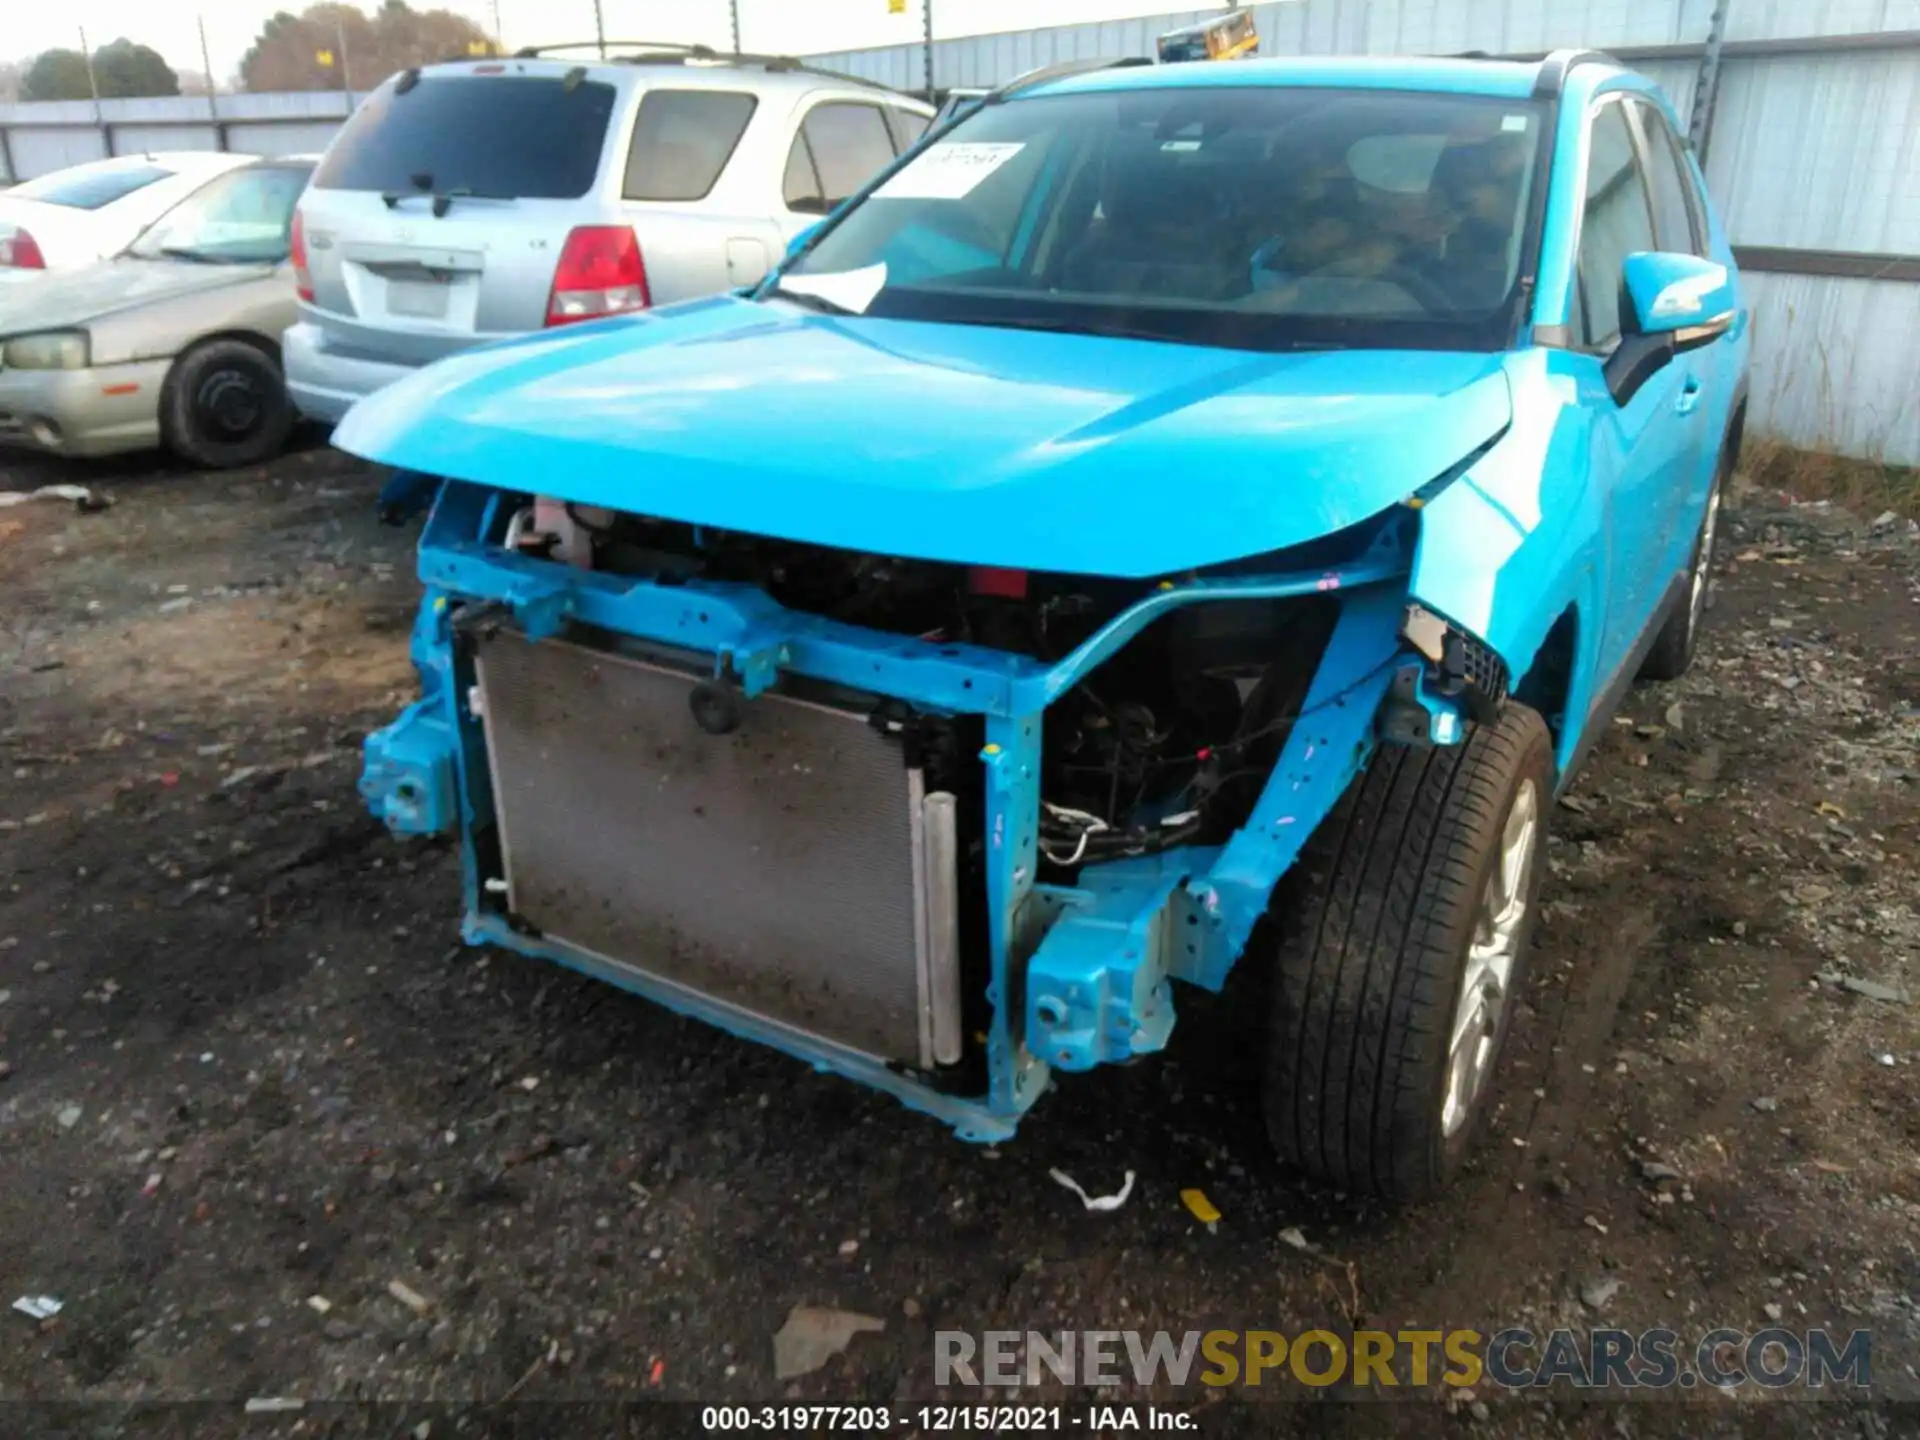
[1,442,1915,1439]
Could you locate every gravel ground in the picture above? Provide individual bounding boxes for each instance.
[0,444,1915,1439]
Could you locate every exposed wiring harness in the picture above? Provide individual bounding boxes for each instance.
[1037,652,1405,870]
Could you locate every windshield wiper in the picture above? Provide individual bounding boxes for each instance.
[964,313,1179,345]
[771,284,856,317]
[156,246,228,265]
[380,186,512,216]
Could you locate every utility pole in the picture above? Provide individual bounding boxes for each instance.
[198,14,221,148]
[593,0,606,58]
[77,26,103,131]
[1689,0,1731,162]
[336,17,353,99]
[923,0,934,102]
[491,0,504,51]
[730,0,742,54]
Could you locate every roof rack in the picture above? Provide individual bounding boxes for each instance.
[512,40,701,58]
[504,40,900,93]
[1531,48,1621,96]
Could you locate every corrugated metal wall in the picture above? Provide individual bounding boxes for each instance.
[0,92,351,180]
[811,1,1920,464]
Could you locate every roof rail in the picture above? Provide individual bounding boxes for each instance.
[987,55,1154,103]
[1532,48,1621,96]
[505,40,901,93]
[512,40,703,58]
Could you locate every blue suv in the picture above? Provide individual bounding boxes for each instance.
[340,50,1748,1200]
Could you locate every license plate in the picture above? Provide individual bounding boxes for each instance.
[387,277,450,319]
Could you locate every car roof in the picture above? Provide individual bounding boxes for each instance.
[410,52,932,109]
[1028,53,1619,103]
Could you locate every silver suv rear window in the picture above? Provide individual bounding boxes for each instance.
[623,90,759,202]
[312,75,617,200]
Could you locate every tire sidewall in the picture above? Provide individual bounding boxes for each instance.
[1421,716,1555,1188]
[164,340,294,470]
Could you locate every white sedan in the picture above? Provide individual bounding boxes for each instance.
[0,152,257,274]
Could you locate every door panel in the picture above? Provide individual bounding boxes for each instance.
[1573,98,1701,673]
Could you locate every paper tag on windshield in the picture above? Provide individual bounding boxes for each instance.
[875,142,1025,200]
[776,263,888,316]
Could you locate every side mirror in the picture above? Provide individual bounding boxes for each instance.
[1605,251,1735,406]
[1622,251,1736,340]
[785,222,822,260]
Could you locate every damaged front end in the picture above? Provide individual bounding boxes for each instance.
[362,480,1486,1141]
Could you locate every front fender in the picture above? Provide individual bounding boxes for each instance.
[1408,350,1607,771]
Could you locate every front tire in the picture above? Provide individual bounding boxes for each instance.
[1262,703,1553,1202]
[161,338,295,470]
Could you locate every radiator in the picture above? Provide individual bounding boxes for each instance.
[473,631,960,1066]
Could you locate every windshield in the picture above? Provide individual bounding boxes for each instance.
[778,86,1544,352]
[128,164,311,265]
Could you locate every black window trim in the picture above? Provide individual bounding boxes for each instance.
[621,87,761,203]
[1566,90,1661,357]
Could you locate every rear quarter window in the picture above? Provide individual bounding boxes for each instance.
[14,164,174,210]
[622,90,758,202]
[313,75,617,200]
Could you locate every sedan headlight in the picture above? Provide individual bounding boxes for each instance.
[2,331,90,370]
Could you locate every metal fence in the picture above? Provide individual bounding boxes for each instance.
[2,1,1916,462]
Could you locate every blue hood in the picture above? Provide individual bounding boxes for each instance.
[335,296,1511,577]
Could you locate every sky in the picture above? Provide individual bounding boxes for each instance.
[4,0,1206,81]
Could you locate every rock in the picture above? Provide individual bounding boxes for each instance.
[56,1104,82,1130]
[772,1306,885,1380]
[1763,1303,1784,1322]
[1750,1096,1779,1113]
[321,1319,358,1342]
[386,1279,433,1316]
[1579,1275,1622,1310]
[902,1297,922,1319]
[1640,1161,1682,1185]
[1469,1400,1491,1422]
[1869,510,1898,531]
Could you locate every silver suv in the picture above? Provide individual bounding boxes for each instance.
[285,45,933,423]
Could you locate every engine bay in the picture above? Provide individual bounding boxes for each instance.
[508,501,1342,877]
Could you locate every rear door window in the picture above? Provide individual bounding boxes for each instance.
[783,135,825,214]
[14,163,173,209]
[884,108,930,152]
[623,90,758,202]
[795,103,897,212]
[312,75,616,200]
